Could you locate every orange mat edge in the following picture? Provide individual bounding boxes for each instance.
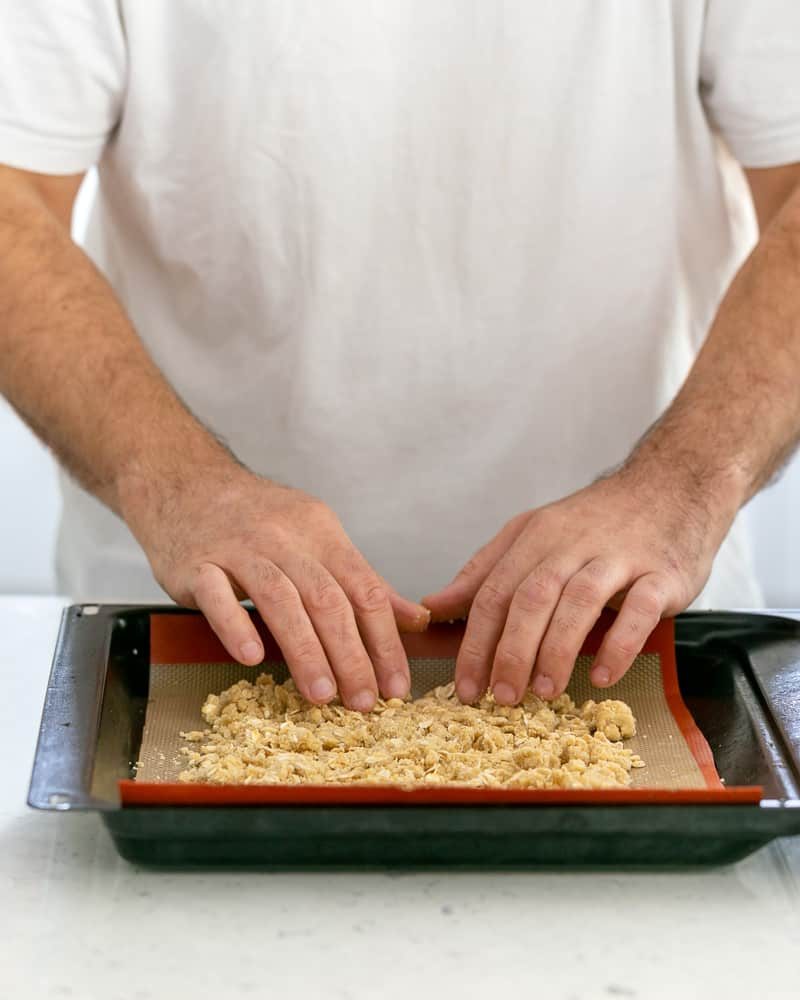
[135,611,746,807]
[119,779,763,807]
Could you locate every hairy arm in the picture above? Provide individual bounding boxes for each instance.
[0,166,234,511]
[633,164,800,507]
[0,165,428,708]
[424,162,800,705]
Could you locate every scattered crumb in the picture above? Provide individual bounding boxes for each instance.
[177,674,644,789]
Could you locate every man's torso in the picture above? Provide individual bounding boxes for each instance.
[59,0,762,605]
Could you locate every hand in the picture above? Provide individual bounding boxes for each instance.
[123,459,430,710]
[422,464,737,705]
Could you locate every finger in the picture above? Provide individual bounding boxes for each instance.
[239,559,339,705]
[421,513,530,622]
[590,573,670,688]
[328,552,412,700]
[191,562,264,665]
[453,555,538,703]
[276,553,380,712]
[387,588,431,633]
[527,559,630,701]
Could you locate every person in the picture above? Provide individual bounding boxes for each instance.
[1,2,799,712]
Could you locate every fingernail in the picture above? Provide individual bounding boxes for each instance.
[310,676,336,702]
[350,689,376,712]
[492,682,517,705]
[592,666,611,686]
[240,640,263,664]
[385,672,410,699]
[457,679,479,703]
[533,675,555,699]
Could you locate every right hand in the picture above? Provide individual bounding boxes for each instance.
[122,461,430,711]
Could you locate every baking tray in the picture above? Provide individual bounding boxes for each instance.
[28,605,800,869]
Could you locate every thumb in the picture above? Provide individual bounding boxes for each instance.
[421,513,531,622]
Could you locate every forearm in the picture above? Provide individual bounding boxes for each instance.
[0,169,428,686]
[0,171,236,524]
[626,179,800,529]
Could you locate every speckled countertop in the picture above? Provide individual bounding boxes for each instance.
[2,597,798,1000]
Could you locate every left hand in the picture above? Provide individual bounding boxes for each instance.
[422,464,737,705]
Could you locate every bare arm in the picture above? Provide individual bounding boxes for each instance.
[746,163,800,232]
[0,165,428,708]
[424,162,800,705]
[0,166,234,512]
[634,165,800,506]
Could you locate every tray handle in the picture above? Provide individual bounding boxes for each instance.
[28,605,116,810]
[678,611,800,801]
[747,635,800,800]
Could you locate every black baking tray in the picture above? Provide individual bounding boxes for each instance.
[28,605,800,869]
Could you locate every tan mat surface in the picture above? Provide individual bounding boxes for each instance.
[135,653,707,790]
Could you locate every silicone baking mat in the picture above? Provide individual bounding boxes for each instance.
[121,611,762,806]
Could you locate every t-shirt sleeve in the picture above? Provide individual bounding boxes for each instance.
[0,0,126,175]
[700,0,800,168]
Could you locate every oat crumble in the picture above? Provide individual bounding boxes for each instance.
[178,673,645,789]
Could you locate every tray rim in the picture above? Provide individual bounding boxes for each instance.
[27,604,800,814]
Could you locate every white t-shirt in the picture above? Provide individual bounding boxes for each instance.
[2,1,800,607]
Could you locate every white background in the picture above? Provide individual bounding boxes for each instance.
[1,173,798,604]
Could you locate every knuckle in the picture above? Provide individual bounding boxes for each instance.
[194,561,219,585]
[660,551,685,578]
[582,558,612,582]
[503,614,527,639]
[320,611,368,657]
[657,557,694,602]
[349,578,390,615]
[263,586,297,612]
[515,567,563,613]
[494,645,531,675]
[168,580,196,608]
[509,510,533,531]
[304,496,337,523]
[538,638,574,666]
[628,581,666,621]
[458,638,489,666]
[536,563,568,590]
[369,632,403,664]
[257,534,290,563]
[456,556,484,582]
[474,579,512,616]
[663,567,692,609]
[514,579,552,614]
[252,559,283,589]
[306,577,348,615]
[628,593,662,621]
[190,566,234,615]
[605,632,641,660]
[330,545,365,576]
[191,563,221,597]
[212,599,242,628]
[288,635,326,667]
[563,576,603,610]
[222,612,247,634]
[253,566,297,610]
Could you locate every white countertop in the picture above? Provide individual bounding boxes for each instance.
[1,596,799,1000]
